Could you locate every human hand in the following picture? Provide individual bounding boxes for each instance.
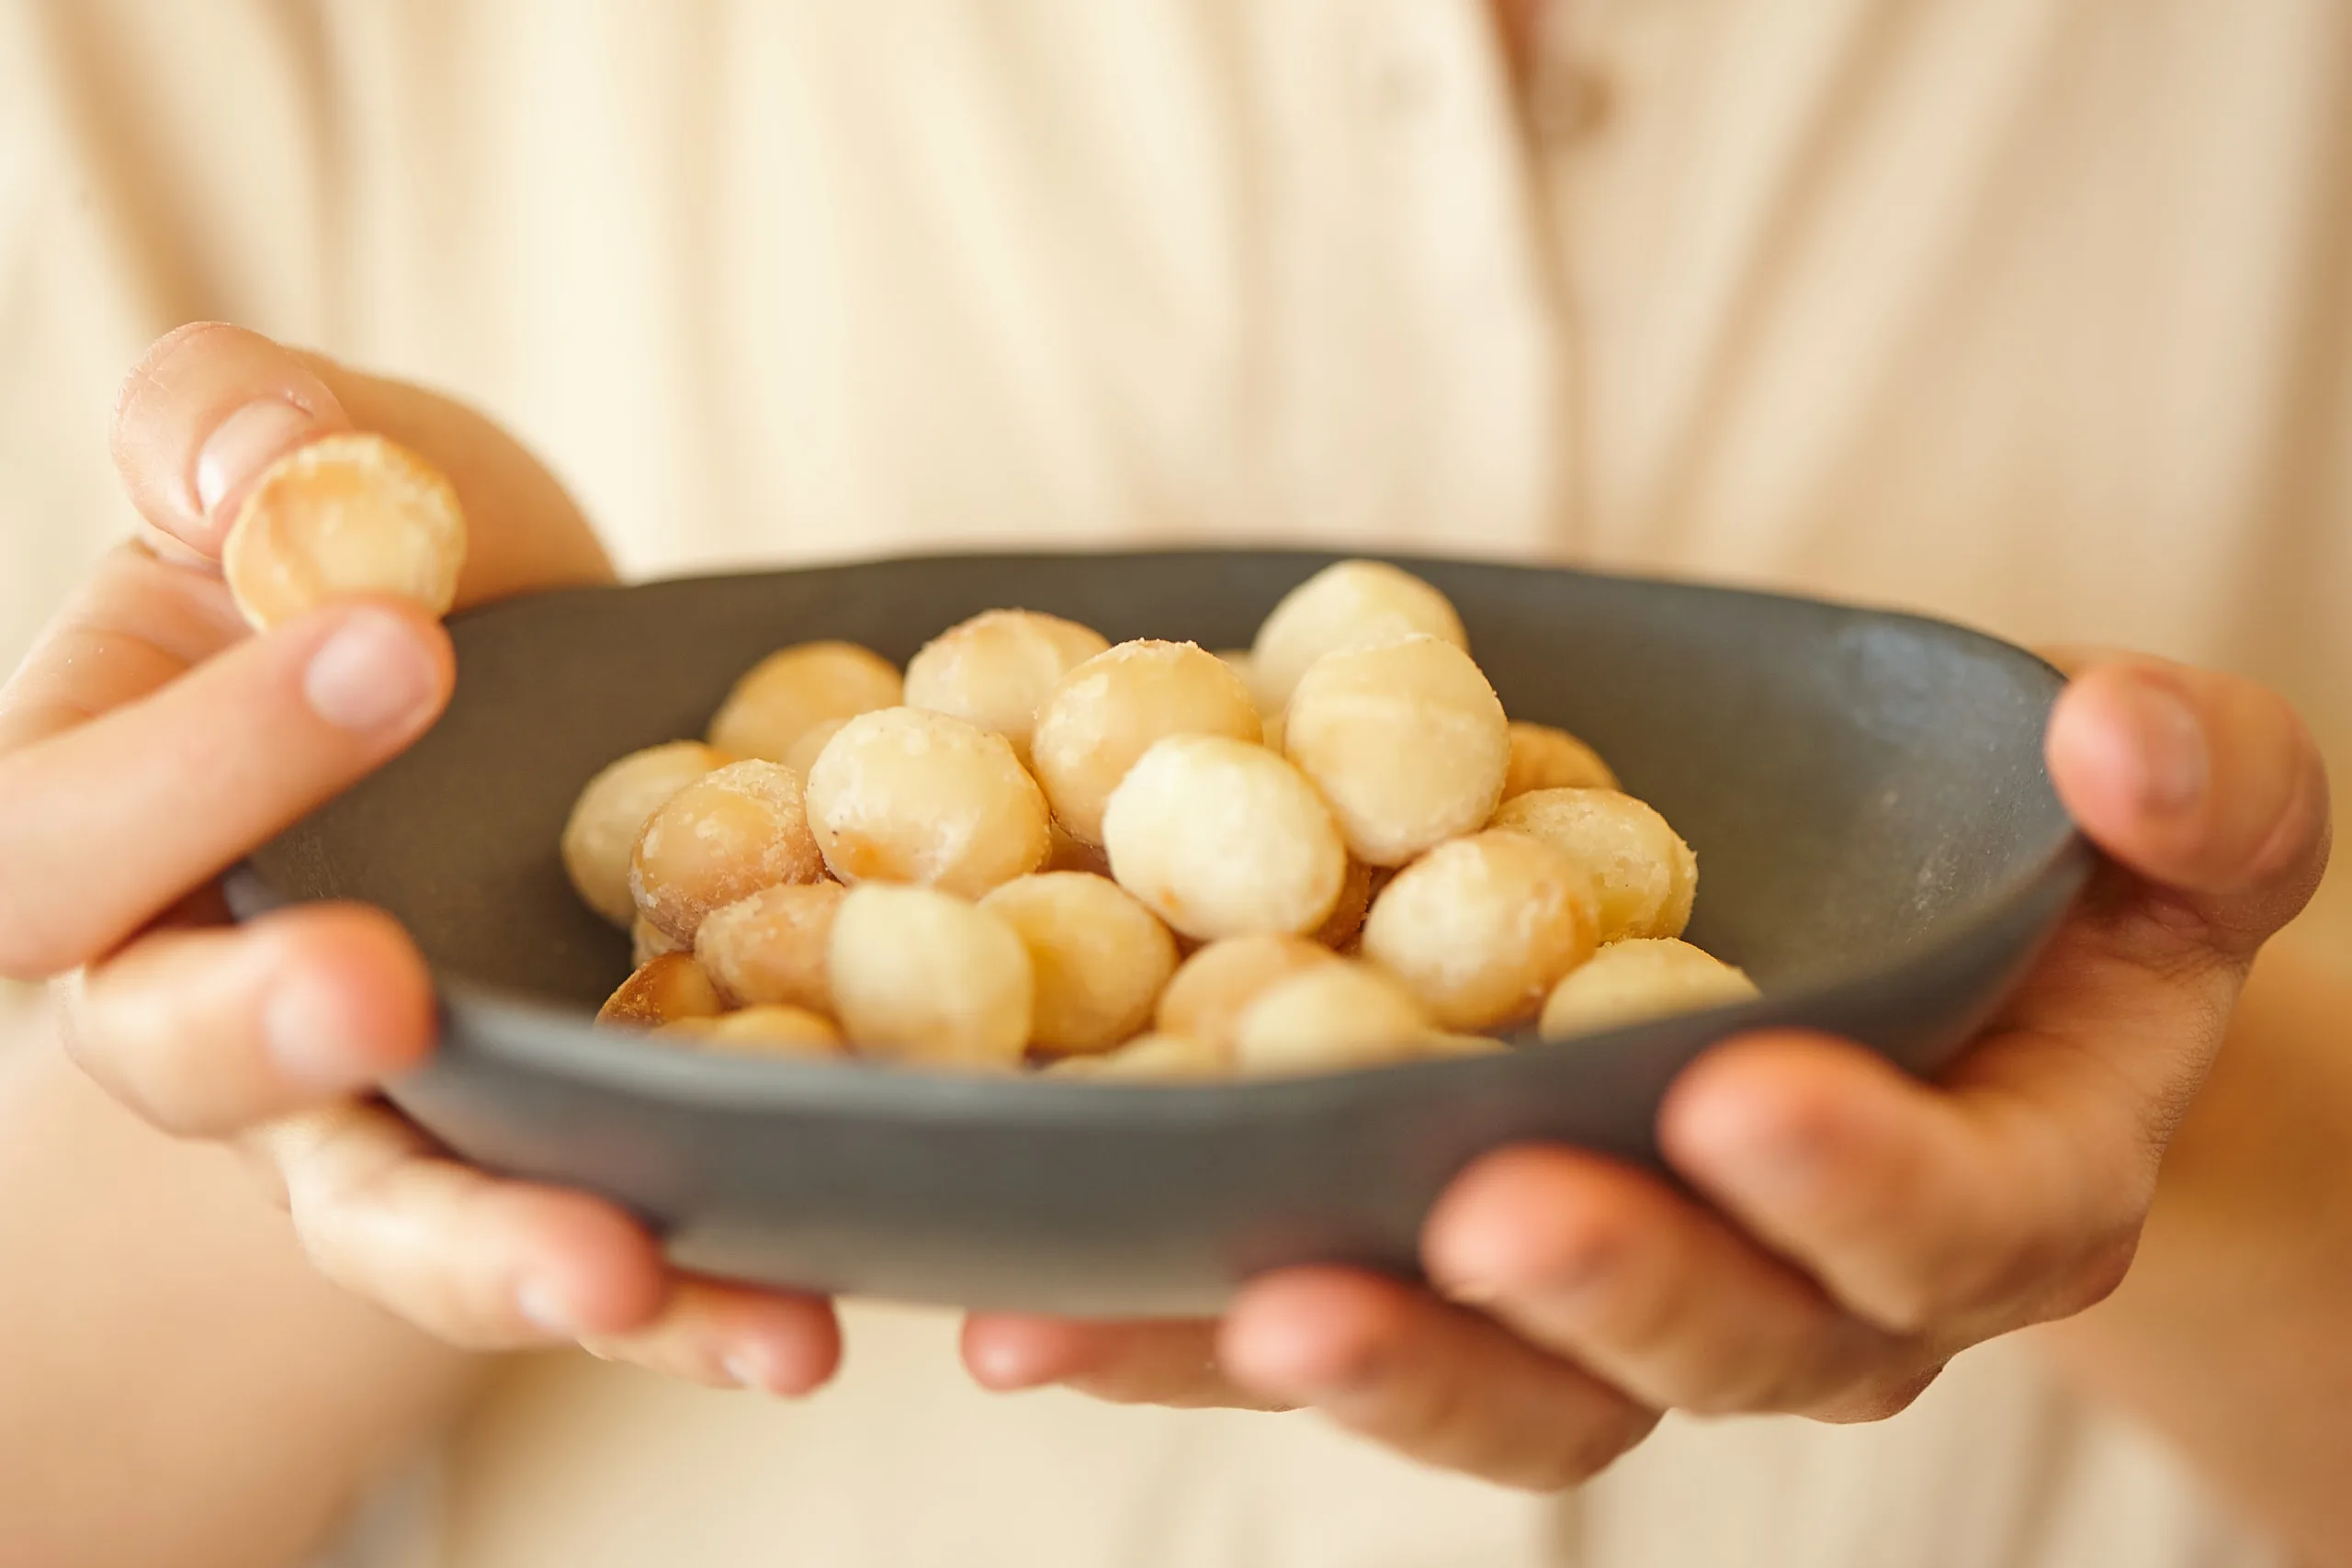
[961,650,2331,1488]
[0,324,840,1393]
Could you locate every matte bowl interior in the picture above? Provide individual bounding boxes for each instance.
[253,549,2074,1008]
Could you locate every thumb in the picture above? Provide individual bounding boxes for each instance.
[2043,649,2332,957]
[111,322,611,606]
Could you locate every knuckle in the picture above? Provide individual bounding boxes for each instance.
[119,1071,226,1141]
[49,972,202,1135]
[1853,1364,1941,1420]
[1980,1176,2148,1324]
[578,1296,729,1387]
[1515,1402,1657,1492]
[0,884,65,994]
[2041,1233,2140,1321]
[1685,1357,1816,1417]
[231,1134,294,1212]
[1683,1318,1870,1417]
[1878,1201,2089,1332]
[1391,1354,1477,1452]
[277,1111,413,1269]
[1811,1363,1945,1425]
[113,321,235,429]
[1567,1249,1682,1359]
[2098,892,2231,984]
[1870,1205,2137,1338]
[1859,1267,1973,1336]
[0,931,75,985]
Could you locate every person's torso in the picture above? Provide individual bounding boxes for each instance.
[6,3,2345,1565]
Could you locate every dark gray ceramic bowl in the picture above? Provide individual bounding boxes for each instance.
[226,549,2091,1317]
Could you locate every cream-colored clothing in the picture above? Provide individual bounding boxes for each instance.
[3,3,2346,1566]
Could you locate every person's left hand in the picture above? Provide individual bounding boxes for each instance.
[957,650,2332,1490]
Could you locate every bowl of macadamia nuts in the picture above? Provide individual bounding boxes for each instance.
[229,550,2089,1315]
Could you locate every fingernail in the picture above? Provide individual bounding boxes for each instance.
[263,968,375,1092]
[304,610,439,734]
[1440,1275,1505,1307]
[195,398,317,518]
[2113,672,2209,814]
[723,1349,773,1393]
[516,1282,581,1340]
[967,1339,1046,1391]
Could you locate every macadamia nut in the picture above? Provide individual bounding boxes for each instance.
[571,559,1743,1084]
[1249,559,1468,710]
[597,953,724,1028]
[1231,961,1436,1077]
[562,741,731,926]
[980,873,1178,1055]
[1046,1031,1230,1081]
[1213,648,1289,719]
[630,760,826,944]
[1539,938,1758,1040]
[904,609,1111,764]
[828,885,1033,1068]
[1309,859,1376,951]
[632,916,682,967]
[1154,933,1340,1051]
[220,434,469,631]
[1046,820,1113,877]
[804,707,1050,897]
[658,1004,844,1056]
[707,641,903,762]
[1282,634,1510,865]
[1030,640,1261,844]
[1260,707,1286,755]
[1360,829,1599,1030]
[694,881,848,1012]
[784,716,851,782]
[1503,722,1619,798]
[1491,788,1698,943]
[1102,735,1347,941]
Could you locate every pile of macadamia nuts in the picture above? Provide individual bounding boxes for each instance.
[562,561,1759,1080]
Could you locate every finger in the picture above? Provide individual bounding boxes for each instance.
[580,1279,842,1396]
[113,322,611,599]
[1219,1268,1660,1492]
[960,1314,1288,1410]
[0,597,450,977]
[58,903,435,1137]
[0,541,247,756]
[112,322,350,558]
[1660,1031,2147,1337]
[1423,1145,1926,1419]
[261,1102,670,1352]
[2045,656,2331,956]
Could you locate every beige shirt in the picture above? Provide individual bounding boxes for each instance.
[4,3,2345,1565]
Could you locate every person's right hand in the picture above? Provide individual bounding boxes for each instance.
[0,323,842,1394]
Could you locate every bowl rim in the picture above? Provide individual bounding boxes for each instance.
[224,547,2098,1118]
